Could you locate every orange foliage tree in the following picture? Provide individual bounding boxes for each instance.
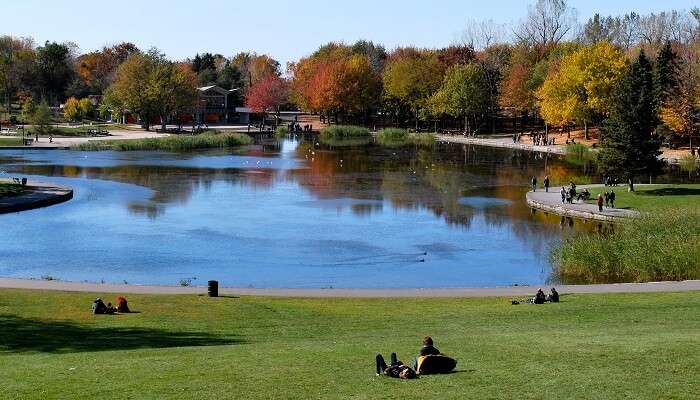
[290,43,381,123]
[245,73,290,124]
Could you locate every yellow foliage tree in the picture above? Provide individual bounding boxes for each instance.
[63,97,81,121]
[538,42,628,139]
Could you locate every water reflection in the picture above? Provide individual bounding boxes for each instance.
[0,138,671,288]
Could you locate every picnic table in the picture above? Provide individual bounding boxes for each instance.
[86,128,109,136]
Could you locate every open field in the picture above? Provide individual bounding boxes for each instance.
[583,184,700,212]
[1,289,698,399]
[0,137,22,146]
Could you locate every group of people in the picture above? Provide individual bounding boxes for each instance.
[532,288,560,304]
[376,336,455,379]
[531,175,551,192]
[287,122,313,133]
[516,132,556,146]
[560,182,591,204]
[596,190,617,211]
[92,296,130,315]
[603,176,621,187]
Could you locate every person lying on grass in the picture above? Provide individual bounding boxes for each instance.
[375,352,417,379]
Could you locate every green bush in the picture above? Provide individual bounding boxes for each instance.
[551,207,700,284]
[377,129,434,147]
[73,132,252,152]
[276,126,289,138]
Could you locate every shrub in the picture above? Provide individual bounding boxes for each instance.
[679,153,698,178]
[377,129,434,147]
[320,125,370,139]
[73,132,252,152]
[276,126,289,138]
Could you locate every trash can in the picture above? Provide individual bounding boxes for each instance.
[208,280,219,297]
[21,178,27,186]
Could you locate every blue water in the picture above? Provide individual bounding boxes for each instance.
[0,139,585,288]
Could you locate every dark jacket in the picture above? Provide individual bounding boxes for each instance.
[420,345,441,357]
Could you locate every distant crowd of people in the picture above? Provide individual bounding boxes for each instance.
[513,132,556,146]
[287,122,313,133]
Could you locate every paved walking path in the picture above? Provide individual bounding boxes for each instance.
[0,130,169,149]
[0,277,698,297]
[0,180,73,214]
[435,134,567,155]
[526,184,640,222]
[435,134,684,164]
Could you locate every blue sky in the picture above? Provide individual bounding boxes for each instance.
[2,0,697,66]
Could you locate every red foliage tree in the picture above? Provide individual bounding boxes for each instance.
[245,73,289,115]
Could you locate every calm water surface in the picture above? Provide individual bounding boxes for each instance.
[1,138,601,288]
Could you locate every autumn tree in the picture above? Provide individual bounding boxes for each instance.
[63,97,81,121]
[537,42,627,139]
[245,74,289,126]
[430,64,490,133]
[106,49,198,131]
[291,43,381,122]
[383,51,444,130]
[516,0,577,57]
[0,36,35,114]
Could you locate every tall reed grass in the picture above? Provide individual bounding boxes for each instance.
[551,207,700,284]
[72,132,251,152]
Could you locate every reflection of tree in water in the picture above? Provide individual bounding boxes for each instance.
[17,164,277,219]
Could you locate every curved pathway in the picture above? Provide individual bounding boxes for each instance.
[0,180,73,214]
[527,185,640,222]
[0,277,698,297]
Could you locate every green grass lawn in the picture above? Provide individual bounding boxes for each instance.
[1,289,698,399]
[0,182,25,197]
[584,184,700,211]
[0,137,22,146]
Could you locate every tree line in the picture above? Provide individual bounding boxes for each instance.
[1,0,700,148]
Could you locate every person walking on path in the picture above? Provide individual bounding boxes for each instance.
[597,194,604,212]
[544,176,550,193]
[610,190,616,208]
[531,176,537,192]
[560,187,566,204]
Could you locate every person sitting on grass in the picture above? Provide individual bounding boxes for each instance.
[117,296,130,313]
[547,288,560,303]
[419,336,441,356]
[533,289,547,304]
[376,353,417,379]
[92,298,107,314]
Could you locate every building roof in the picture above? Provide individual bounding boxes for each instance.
[198,85,240,95]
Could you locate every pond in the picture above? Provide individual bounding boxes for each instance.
[0,137,671,288]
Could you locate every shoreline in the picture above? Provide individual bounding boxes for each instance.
[0,277,698,297]
[0,180,73,214]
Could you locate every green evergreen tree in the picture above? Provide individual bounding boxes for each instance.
[597,51,664,191]
[652,41,680,113]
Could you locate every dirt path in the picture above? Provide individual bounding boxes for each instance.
[0,277,698,298]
